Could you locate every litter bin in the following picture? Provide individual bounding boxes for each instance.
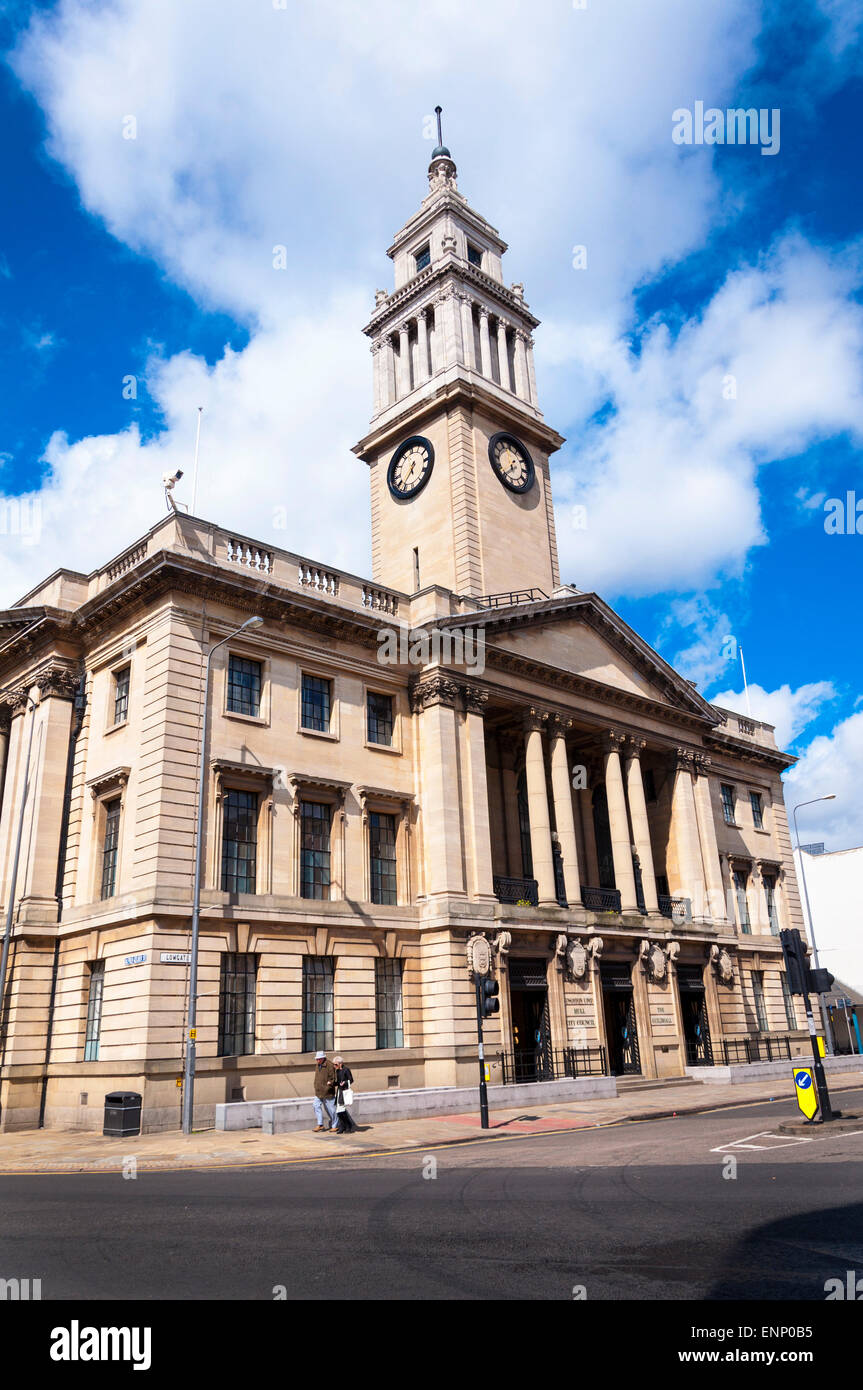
[103,1091,142,1138]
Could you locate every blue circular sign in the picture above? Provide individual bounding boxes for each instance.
[795,1070,812,1089]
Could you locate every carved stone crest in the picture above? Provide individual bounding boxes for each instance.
[566,939,588,981]
[466,933,492,978]
[710,944,734,984]
[640,939,668,982]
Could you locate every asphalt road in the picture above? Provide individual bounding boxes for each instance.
[3,1091,863,1300]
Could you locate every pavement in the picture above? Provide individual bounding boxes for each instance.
[3,1068,863,1173]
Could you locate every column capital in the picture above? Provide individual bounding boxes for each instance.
[549,711,574,741]
[478,305,491,321]
[692,751,712,776]
[623,734,647,759]
[599,728,627,755]
[36,663,80,701]
[462,683,490,715]
[670,745,696,772]
[409,675,460,713]
[523,705,551,734]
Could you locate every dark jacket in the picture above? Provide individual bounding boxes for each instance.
[314,1060,336,1098]
[335,1065,354,1092]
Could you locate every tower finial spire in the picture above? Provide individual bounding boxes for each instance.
[430,104,452,165]
[435,105,443,148]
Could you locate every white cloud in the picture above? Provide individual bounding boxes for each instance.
[710,679,837,750]
[656,594,737,691]
[784,710,863,849]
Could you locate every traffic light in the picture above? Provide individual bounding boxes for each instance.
[780,929,810,996]
[810,967,835,996]
[480,978,500,1018]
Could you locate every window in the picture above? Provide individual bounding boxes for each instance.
[467,243,483,267]
[301,674,331,732]
[83,960,105,1061]
[733,869,751,932]
[370,812,397,905]
[300,802,331,900]
[763,875,779,934]
[100,798,121,899]
[302,956,334,1053]
[643,768,657,803]
[218,952,257,1056]
[367,691,394,747]
[516,770,533,878]
[749,791,764,829]
[752,970,768,1032]
[227,655,262,717]
[720,783,736,825]
[221,789,258,894]
[113,666,130,726]
[375,958,404,1048]
[415,243,430,272]
[781,972,798,1031]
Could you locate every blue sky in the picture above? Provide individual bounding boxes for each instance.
[0,0,861,848]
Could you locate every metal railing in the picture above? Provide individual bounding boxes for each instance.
[658,894,692,921]
[581,885,622,912]
[473,588,549,609]
[498,1046,608,1085]
[493,875,539,906]
[720,1035,793,1065]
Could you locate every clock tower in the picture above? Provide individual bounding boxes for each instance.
[353,119,564,599]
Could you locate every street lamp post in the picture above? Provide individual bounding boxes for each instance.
[0,693,39,1059]
[793,795,836,1056]
[181,615,263,1135]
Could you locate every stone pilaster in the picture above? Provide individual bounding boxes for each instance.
[550,715,581,906]
[601,730,638,912]
[624,737,658,914]
[692,754,725,922]
[523,708,556,906]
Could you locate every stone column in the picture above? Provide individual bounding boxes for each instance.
[526,334,539,403]
[462,687,496,901]
[417,309,429,385]
[496,319,511,390]
[523,709,556,906]
[411,676,466,900]
[15,667,79,923]
[478,309,492,378]
[371,342,383,414]
[670,748,708,919]
[514,331,529,399]
[602,730,638,912]
[460,296,475,369]
[0,709,10,823]
[624,738,658,914]
[692,755,726,922]
[398,323,411,398]
[383,336,395,406]
[550,716,580,906]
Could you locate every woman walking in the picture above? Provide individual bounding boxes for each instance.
[332,1055,356,1134]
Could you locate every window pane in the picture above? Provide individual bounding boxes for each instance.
[301,675,331,732]
[375,958,404,1049]
[221,789,258,894]
[302,956,334,1053]
[113,667,130,725]
[367,692,394,746]
[721,784,736,824]
[301,802,331,899]
[101,798,121,900]
[467,244,482,266]
[415,244,430,271]
[84,960,105,1061]
[370,811,397,905]
[734,870,750,932]
[749,791,764,829]
[764,876,779,934]
[218,952,257,1056]
[227,656,262,717]
[516,770,533,878]
[781,972,797,1030]
[752,971,768,1031]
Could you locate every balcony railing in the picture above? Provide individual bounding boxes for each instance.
[658,894,692,922]
[720,1035,794,1065]
[499,1046,608,1085]
[580,885,622,912]
[493,875,539,906]
[473,588,548,609]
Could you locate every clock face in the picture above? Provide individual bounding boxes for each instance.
[488,432,535,494]
[387,436,435,500]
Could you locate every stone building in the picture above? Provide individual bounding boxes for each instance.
[0,139,812,1132]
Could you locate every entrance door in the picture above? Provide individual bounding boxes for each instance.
[678,968,713,1065]
[601,968,641,1075]
[509,958,552,1081]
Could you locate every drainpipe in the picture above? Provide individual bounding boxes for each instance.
[38,672,86,1129]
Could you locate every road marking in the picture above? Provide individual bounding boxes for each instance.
[711,1126,863,1153]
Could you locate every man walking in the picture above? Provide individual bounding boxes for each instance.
[313,1050,337,1132]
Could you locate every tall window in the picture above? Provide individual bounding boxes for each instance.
[227,655,262,717]
[752,970,768,1032]
[370,812,397,905]
[100,798,121,899]
[781,971,798,1031]
[300,802,331,899]
[516,770,533,878]
[467,243,483,267]
[763,875,779,934]
[749,791,764,829]
[734,869,751,932]
[720,783,736,825]
[367,691,394,747]
[302,956,334,1053]
[113,666,130,726]
[375,958,404,1048]
[301,674,332,732]
[218,952,257,1056]
[415,243,431,272]
[83,960,105,1061]
[221,790,258,894]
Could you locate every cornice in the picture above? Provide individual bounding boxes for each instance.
[86,765,130,799]
[363,259,540,338]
